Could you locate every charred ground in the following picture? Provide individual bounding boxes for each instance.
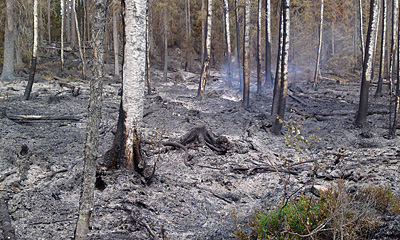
[0,54,400,239]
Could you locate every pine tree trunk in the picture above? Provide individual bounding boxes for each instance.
[113,7,120,80]
[198,0,213,97]
[313,0,324,90]
[74,0,106,238]
[201,0,205,65]
[71,0,76,48]
[356,0,381,128]
[388,0,398,132]
[223,0,232,87]
[106,0,146,171]
[242,0,250,107]
[271,8,284,123]
[376,0,387,96]
[272,0,290,135]
[1,0,15,80]
[24,0,39,100]
[235,0,243,91]
[163,8,168,82]
[265,0,272,88]
[256,0,262,94]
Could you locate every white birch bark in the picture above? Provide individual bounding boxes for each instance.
[223,0,232,87]
[313,0,324,89]
[61,0,65,73]
[242,0,250,107]
[198,0,213,97]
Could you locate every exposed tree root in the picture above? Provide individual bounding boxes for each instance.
[180,125,229,154]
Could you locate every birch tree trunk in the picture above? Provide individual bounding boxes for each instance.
[356,0,381,128]
[265,0,272,88]
[223,0,232,87]
[106,0,146,171]
[359,0,365,62]
[272,0,290,135]
[61,0,65,73]
[242,0,250,107]
[376,0,387,96]
[1,0,16,80]
[256,0,262,94]
[313,0,324,90]
[184,0,192,70]
[74,0,106,238]
[24,0,39,100]
[113,4,120,80]
[198,0,213,97]
[73,0,87,78]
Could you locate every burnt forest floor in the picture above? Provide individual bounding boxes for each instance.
[1,56,400,239]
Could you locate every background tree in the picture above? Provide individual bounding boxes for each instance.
[356,0,381,128]
[24,0,39,100]
[198,0,213,97]
[256,0,262,94]
[223,0,232,87]
[272,0,290,135]
[74,0,107,238]
[112,0,121,80]
[242,0,250,107]
[265,0,272,88]
[313,0,324,90]
[1,0,16,80]
[375,0,387,96]
[106,0,147,171]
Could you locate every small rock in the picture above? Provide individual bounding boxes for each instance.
[311,185,328,197]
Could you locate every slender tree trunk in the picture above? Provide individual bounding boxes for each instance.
[265,0,272,88]
[113,5,120,80]
[66,0,71,43]
[163,8,168,82]
[332,21,335,55]
[24,0,39,100]
[73,0,87,78]
[271,7,284,123]
[235,0,243,91]
[86,0,91,42]
[388,0,399,131]
[48,0,51,42]
[106,0,146,171]
[223,0,232,87]
[376,0,387,96]
[1,0,15,80]
[201,0,205,65]
[146,0,152,94]
[242,0,250,107]
[313,0,324,90]
[198,0,213,97]
[61,0,65,73]
[272,0,290,135]
[184,0,192,70]
[74,0,106,238]
[71,0,76,48]
[356,0,381,128]
[256,0,262,94]
[359,0,365,62]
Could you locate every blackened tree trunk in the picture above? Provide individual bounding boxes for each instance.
[356,0,381,127]
[265,0,272,88]
[272,0,290,135]
[376,0,387,96]
[74,0,107,238]
[201,0,205,65]
[1,0,16,80]
[242,0,250,107]
[388,0,399,132]
[256,0,262,94]
[24,0,39,100]
[271,7,284,123]
[223,0,232,87]
[198,0,213,97]
[313,0,324,90]
[106,0,146,171]
[184,0,192,71]
[113,3,120,80]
